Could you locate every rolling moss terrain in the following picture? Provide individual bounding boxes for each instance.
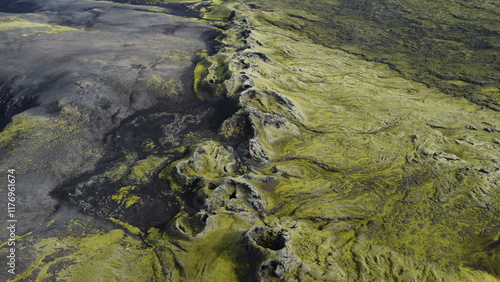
[2,0,499,281]
[145,2,499,280]
[242,0,500,110]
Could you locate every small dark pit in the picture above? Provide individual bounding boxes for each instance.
[250,226,287,251]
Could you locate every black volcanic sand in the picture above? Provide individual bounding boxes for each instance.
[243,0,500,110]
[0,0,224,278]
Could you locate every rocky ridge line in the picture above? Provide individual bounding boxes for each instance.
[148,2,500,281]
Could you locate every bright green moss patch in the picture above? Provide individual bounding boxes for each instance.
[129,156,167,183]
[0,112,82,161]
[156,212,262,281]
[193,59,210,94]
[111,185,138,203]
[142,139,158,153]
[0,113,40,147]
[0,17,48,31]
[0,17,50,31]
[0,16,79,35]
[449,80,471,87]
[103,164,130,182]
[108,218,143,235]
[481,86,500,104]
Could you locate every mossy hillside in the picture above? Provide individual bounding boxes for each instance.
[193,59,211,95]
[0,113,43,148]
[23,0,494,279]
[0,111,78,149]
[60,0,500,279]
[150,136,275,280]
[192,0,233,21]
[198,5,232,21]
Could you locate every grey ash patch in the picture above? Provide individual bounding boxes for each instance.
[0,0,218,243]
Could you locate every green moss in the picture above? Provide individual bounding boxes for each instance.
[103,164,130,182]
[156,212,262,281]
[111,185,138,203]
[108,218,143,235]
[125,195,142,208]
[185,4,500,279]
[174,141,237,180]
[147,75,183,97]
[196,48,209,58]
[161,50,192,61]
[145,227,163,245]
[193,59,211,95]
[200,5,233,21]
[129,156,167,183]
[10,1,497,280]
[244,0,500,109]
[142,139,157,152]
[0,16,79,35]
[193,52,234,98]
[0,114,40,147]
[449,80,471,87]
[0,17,50,31]
[0,112,82,164]
[14,229,159,281]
